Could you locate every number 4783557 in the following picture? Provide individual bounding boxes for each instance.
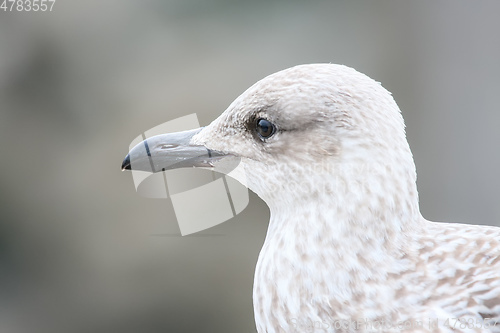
[1,0,56,11]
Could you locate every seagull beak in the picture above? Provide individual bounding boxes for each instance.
[121,128,227,172]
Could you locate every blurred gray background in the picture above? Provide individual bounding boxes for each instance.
[1,1,499,332]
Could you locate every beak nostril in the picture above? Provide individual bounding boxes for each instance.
[160,144,178,149]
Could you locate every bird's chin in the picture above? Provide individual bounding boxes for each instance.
[207,155,248,188]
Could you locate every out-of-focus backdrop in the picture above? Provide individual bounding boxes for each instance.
[1,1,499,332]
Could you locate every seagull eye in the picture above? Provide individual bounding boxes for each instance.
[255,118,276,139]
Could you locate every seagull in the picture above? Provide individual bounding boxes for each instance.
[122,64,500,332]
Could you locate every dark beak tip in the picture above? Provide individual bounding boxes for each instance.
[121,154,131,171]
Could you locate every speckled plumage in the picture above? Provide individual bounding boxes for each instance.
[191,64,500,332]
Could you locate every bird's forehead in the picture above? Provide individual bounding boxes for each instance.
[226,65,343,123]
[245,65,338,101]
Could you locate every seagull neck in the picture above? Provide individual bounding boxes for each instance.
[267,201,422,250]
[265,164,423,256]
[255,186,424,323]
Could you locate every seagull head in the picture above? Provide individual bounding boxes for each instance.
[122,64,418,216]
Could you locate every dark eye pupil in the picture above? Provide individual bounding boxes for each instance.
[256,119,275,138]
